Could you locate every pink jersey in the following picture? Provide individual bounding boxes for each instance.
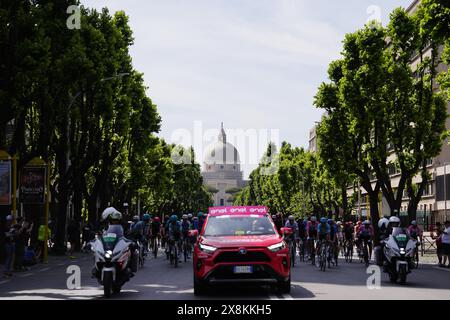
[357,225,374,238]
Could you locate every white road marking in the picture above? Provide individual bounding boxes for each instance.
[39,267,50,272]
[57,263,65,266]
[433,267,450,272]
[0,280,10,285]
[21,273,33,277]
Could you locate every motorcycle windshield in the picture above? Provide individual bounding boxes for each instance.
[102,233,118,251]
[392,228,409,248]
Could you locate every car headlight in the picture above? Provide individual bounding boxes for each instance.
[268,242,286,252]
[199,243,217,254]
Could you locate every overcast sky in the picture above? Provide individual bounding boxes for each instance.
[81,0,412,178]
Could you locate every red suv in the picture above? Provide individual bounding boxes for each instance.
[192,206,291,295]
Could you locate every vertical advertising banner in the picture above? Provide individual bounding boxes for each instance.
[20,167,46,204]
[0,161,11,205]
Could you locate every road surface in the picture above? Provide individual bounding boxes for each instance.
[1,251,449,300]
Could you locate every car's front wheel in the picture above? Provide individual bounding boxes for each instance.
[193,274,207,295]
[277,275,291,294]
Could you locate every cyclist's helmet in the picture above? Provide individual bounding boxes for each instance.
[198,212,203,219]
[378,217,389,229]
[133,215,140,222]
[188,214,193,219]
[327,219,333,224]
[363,220,371,226]
[336,221,342,226]
[311,216,317,222]
[154,217,161,222]
[143,214,151,222]
[272,215,277,219]
[411,220,417,226]
[170,215,178,222]
[320,217,327,223]
[288,215,295,222]
[389,216,401,228]
[303,218,309,223]
[182,214,188,220]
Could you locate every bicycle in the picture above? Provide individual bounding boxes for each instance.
[284,236,296,267]
[298,239,306,262]
[307,237,316,265]
[317,240,328,272]
[359,238,371,268]
[168,238,180,268]
[344,239,353,263]
[151,235,159,259]
[412,239,420,268]
[182,236,191,262]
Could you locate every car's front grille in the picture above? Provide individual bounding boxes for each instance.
[214,251,271,263]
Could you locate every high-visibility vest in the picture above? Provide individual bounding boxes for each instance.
[38,225,51,241]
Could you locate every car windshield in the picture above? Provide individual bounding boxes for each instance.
[204,215,276,236]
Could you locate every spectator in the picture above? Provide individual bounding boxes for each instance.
[442,221,450,268]
[431,222,444,266]
[14,218,33,272]
[67,219,80,259]
[3,215,15,278]
[36,219,51,263]
[81,222,95,252]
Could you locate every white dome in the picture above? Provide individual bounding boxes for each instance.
[204,141,240,165]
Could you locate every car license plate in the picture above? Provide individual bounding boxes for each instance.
[233,266,253,274]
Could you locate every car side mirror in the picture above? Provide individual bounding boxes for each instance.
[189,230,199,237]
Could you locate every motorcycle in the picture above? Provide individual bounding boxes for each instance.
[91,233,137,297]
[382,228,416,285]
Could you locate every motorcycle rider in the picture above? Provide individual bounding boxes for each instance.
[95,208,137,278]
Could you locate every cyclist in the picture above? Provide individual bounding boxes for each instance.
[196,212,206,233]
[167,215,182,263]
[273,214,283,234]
[336,221,344,255]
[328,219,339,266]
[306,216,318,261]
[316,217,331,266]
[408,220,423,266]
[129,215,145,242]
[297,217,307,260]
[150,216,162,252]
[181,214,192,259]
[356,220,374,264]
[187,213,193,225]
[142,213,151,253]
[162,215,170,249]
[284,215,299,264]
[408,220,423,242]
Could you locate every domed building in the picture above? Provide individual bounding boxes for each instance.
[202,124,246,206]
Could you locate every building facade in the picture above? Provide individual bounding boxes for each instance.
[347,0,450,226]
[201,124,246,207]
